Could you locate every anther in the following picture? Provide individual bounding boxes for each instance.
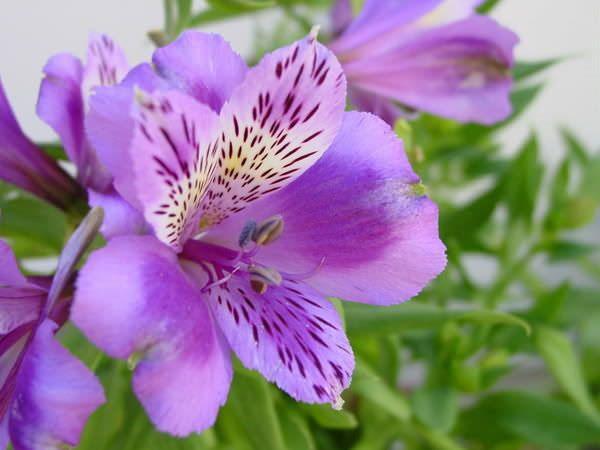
[252,215,284,246]
[249,265,282,294]
[238,220,257,248]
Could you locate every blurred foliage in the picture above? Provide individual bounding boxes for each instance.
[3,0,600,449]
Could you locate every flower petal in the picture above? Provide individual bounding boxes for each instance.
[206,270,353,405]
[416,0,484,28]
[0,240,28,287]
[8,320,104,450]
[127,89,221,250]
[0,290,42,336]
[0,77,78,208]
[210,112,446,305]
[153,32,248,112]
[330,0,442,58]
[349,86,406,126]
[81,33,129,98]
[88,188,148,239]
[343,16,518,124]
[37,52,111,191]
[85,63,169,209]
[200,33,346,228]
[73,236,232,436]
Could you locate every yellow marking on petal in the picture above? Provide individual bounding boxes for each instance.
[410,182,427,197]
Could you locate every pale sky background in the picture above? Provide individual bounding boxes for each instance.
[0,0,598,162]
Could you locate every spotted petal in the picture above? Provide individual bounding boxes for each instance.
[199,33,346,228]
[73,236,232,436]
[206,269,353,405]
[8,320,104,450]
[81,33,129,99]
[210,112,446,305]
[127,90,221,250]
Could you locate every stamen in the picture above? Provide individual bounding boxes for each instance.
[280,256,326,281]
[201,266,240,292]
[249,265,282,294]
[238,220,257,248]
[252,215,284,246]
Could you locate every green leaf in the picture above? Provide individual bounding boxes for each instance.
[545,240,598,262]
[0,194,67,259]
[500,133,543,225]
[278,406,316,450]
[513,58,562,82]
[345,303,530,336]
[462,391,600,447]
[38,141,68,161]
[188,0,274,26]
[301,403,358,429]
[581,154,600,202]
[505,84,544,123]
[223,368,286,450]
[561,127,590,164]
[412,385,458,432]
[477,0,503,13]
[442,184,501,246]
[534,326,600,419]
[352,358,411,421]
[457,310,531,335]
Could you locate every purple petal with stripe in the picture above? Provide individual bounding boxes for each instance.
[206,269,353,405]
[0,77,78,209]
[343,16,518,124]
[85,63,169,209]
[81,33,129,98]
[37,34,127,191]
[153,32,248,112]
[209,112,446,305]
[8,320,104,450]
[199,33,347,228]
[73,236,232,436]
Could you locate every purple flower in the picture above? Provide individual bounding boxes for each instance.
[329,0,519,125]
[0,77,79,210]
[0,209,105,450]
[73,31,446,436]
[37,33,129,192]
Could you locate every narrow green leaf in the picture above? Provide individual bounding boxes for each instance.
[352,358,411,421]
[462,391,600,447]
[224,368,286,450]
[412,385,458,432]
[456,310,531,336]
[345,303,530,336]
[535,326,600,419]
[278,406,316,450]
[301,403,358,429]
[513,58,562,82]
[545,240,597,262]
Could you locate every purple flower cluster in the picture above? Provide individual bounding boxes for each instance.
[0,1,518,445]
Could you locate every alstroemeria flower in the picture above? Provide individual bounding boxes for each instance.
[0,77,79,210]
[37,33,128,192]
[36,33,148,237]
[73,31,446,436]
[329,0,519,125]
[0,209,105,450]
